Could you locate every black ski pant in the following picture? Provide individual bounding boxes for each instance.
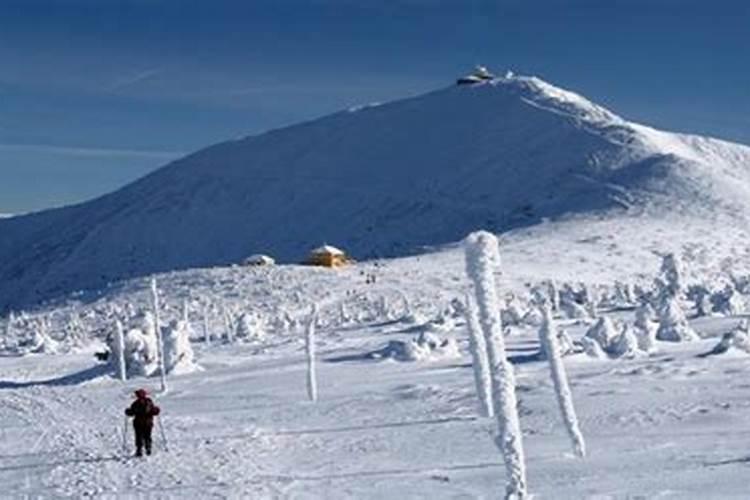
[133,422,153,456]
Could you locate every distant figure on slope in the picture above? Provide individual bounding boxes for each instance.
[125,388,161,457]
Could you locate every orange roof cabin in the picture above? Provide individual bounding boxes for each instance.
[304,245,352,268]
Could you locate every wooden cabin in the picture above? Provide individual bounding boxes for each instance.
[305,245,351,268]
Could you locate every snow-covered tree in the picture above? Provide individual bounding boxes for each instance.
[461,293,494,418]
[114,320,127,381]
[656,295,698,342]
[306,305,319,402]
[538,304,586,458]
[163,319,200,374]
[150,278,168,392]
[656,253,683,299]
[464,231,527,499]
[118,312,159,376]
[633,303,657,352]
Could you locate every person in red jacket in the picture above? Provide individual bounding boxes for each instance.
[125,388,161,457]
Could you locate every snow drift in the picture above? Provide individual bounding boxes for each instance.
[2,73,750,311]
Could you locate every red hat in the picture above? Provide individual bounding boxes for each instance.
[134,388,148,398]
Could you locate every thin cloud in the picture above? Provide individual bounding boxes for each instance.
[107,68,163,92]
[0,143,183,160]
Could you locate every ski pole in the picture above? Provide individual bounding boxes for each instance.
[122,415,129,455]
[157,416,169,452]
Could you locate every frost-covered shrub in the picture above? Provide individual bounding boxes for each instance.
[115,311,160,377]
[501,302,525,327]
[579,336,607,359]
[559,298,592,321]
[656,296,698,342]
[703,321,750,356]
[609,325,640,358]
[370,331,460,362]
[163,319,200,374]
[584,317,619,350]
[655,253,683,299]
[12,315,60,355]
[235,312,266,341]
[582,317,644,358]
[686,284,710,317]
[710,284,743,316]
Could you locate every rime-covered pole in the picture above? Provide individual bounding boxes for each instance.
[150,278,168,393]
[464,231,527,499]
[463,293,494,418]
[538,304,586,458]
[115,319,127,381]
[306,304,319,402]
[203,306,211,345]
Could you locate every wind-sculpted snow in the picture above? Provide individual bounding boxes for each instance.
[2,74,750,311]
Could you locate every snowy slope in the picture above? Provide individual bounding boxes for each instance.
[2,74,750,311]
[2,286,750,498]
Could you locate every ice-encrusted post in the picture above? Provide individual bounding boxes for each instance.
[115,319,127,381]
[538,304,586,458]
[464,231,527,499]
[462,293,494,418]
[306,304,319,402]
[150,278,168,393]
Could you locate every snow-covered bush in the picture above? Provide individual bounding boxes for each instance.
[464,231,527,499]
[163,319,200,374]
[584,317,619,351]
[609,324,640,358]
[370,331,460,362]
[559,297,592,321]
[118,312,160,377]
[687,284,713,317]
[501,295,526,327]
[655,253,683,299]
[235,312,266,341]
[704,322,750,356]
[13,315,60,355]
[710,284,743,316]
[582,317,644,359]
[656,295,698,342]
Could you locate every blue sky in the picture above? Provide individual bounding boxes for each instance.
[1,0,748,214]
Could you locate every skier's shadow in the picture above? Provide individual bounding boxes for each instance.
[0,363,109,390]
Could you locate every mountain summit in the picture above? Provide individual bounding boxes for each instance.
[2,74,750,310]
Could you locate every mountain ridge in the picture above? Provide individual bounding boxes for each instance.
[1,74,749,311]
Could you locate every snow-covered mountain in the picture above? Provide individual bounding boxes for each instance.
[2,74,750,312]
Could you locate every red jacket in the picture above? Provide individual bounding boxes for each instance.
[125,397,160,427]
